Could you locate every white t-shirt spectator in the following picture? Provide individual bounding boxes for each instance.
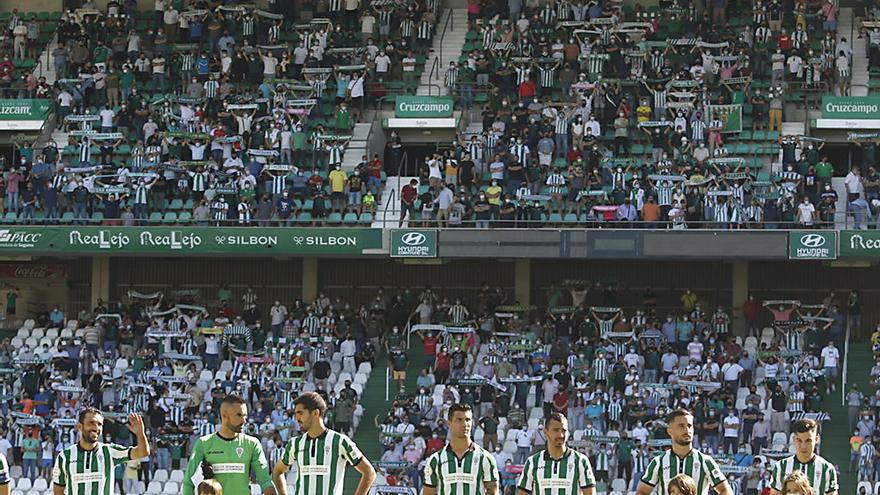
[723,415,740,438]
[375,54,391,73]
[722,361,743,382]
[99,108,115,128]
[516,429,533,448]
[797,200,815,225]
[262,55,278,76]
[821,345,839,367]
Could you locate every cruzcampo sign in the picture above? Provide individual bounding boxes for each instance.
[821,96,880,120]
[394,96,454,118]
[390,229,437,258]
[0,227,381,255]
[0,99,52,120]
[788,231,837,260]
[840,230,880,257]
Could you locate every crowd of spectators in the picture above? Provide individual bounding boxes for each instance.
[391,0,870,229]
[0,285,422,492]
[355,283,849,494]
[0,0,451,226]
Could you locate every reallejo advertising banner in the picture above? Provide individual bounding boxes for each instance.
[0,227,382,255]
[840,230,880,257]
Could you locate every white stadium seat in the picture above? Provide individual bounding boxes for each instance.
[146,481,163,494]
[153,470,169,483]
[32,479,48,491]
[163,481,179,494]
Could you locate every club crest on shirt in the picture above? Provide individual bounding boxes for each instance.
[236,447,244,458]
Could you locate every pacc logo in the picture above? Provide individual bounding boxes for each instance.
[400,232,427,246]
[799,234,826,248]
[0,230,42,248]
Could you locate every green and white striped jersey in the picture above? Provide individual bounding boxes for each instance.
[517,449,596,495]
[423,443,500,495]
[52,442,132,495]
[280,429,364,495]
[770,454,838,495]
[0,452,9,487]
[640,448,725,495]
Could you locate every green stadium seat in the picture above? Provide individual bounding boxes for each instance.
[297,212,312,223]
[343,212,358,224]
[60,212,74,224]
[169,199,184,210]
[90,212,103,224]
[3,212,16,223]
[178,211,192,223]
[163,212,178,224]
[359,212,373,224]
[327,212,342,224]
[148,212,163,224]
[563,213,579,223]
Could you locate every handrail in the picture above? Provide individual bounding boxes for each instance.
[428,56,441,84]
[438,8,454,70]
[381,185,396,229]
[841,315,850,406]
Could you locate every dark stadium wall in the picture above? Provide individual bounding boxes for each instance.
[0,0,62,12]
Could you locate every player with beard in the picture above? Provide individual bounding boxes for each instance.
[516,412,596,495]
[272,392,376,495]
[636,409,731,495]
[183,395,276,495]
[423,403,499,495]
[52,407,150,495]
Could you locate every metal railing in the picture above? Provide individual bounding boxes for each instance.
[380,177,398,229]
[438,9,454,70]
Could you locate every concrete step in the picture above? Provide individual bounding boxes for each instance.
[371,175,418,228]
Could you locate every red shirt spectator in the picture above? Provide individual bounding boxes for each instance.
[518,79,536,100]
[435,350,451,371]
[422,333,438,357]
[401,182,418,205]
[742,296,761,322]
[778,33,791,51]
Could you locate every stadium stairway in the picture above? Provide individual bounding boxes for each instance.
[346,340,424,494]
[417,8,469,96]
[342,122,375,172]
[37,33,58,86]
[372,176,418,228]
[822,339,872,492]
[841,8,869,97]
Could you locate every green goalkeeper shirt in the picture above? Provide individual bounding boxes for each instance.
[183,432,274,495]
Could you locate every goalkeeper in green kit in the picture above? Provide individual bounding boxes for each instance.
[183,395,276,495]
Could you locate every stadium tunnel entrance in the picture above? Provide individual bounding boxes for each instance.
[20,256,880,340]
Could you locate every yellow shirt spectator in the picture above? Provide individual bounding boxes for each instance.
[486,185,503,205]
[329,168,347,193]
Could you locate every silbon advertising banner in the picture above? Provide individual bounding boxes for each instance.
[0,227,381,255]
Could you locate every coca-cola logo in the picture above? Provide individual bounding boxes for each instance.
[0,264,66,279]
[14,266,49,278]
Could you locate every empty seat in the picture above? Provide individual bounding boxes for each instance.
[32,479,48,491]
[153,470,169,483]
[163,481,179,494]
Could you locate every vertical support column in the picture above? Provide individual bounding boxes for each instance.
[90,257,110,305]
[731,261,749,336]
[302,257,318,302]
[514,259,531,306]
